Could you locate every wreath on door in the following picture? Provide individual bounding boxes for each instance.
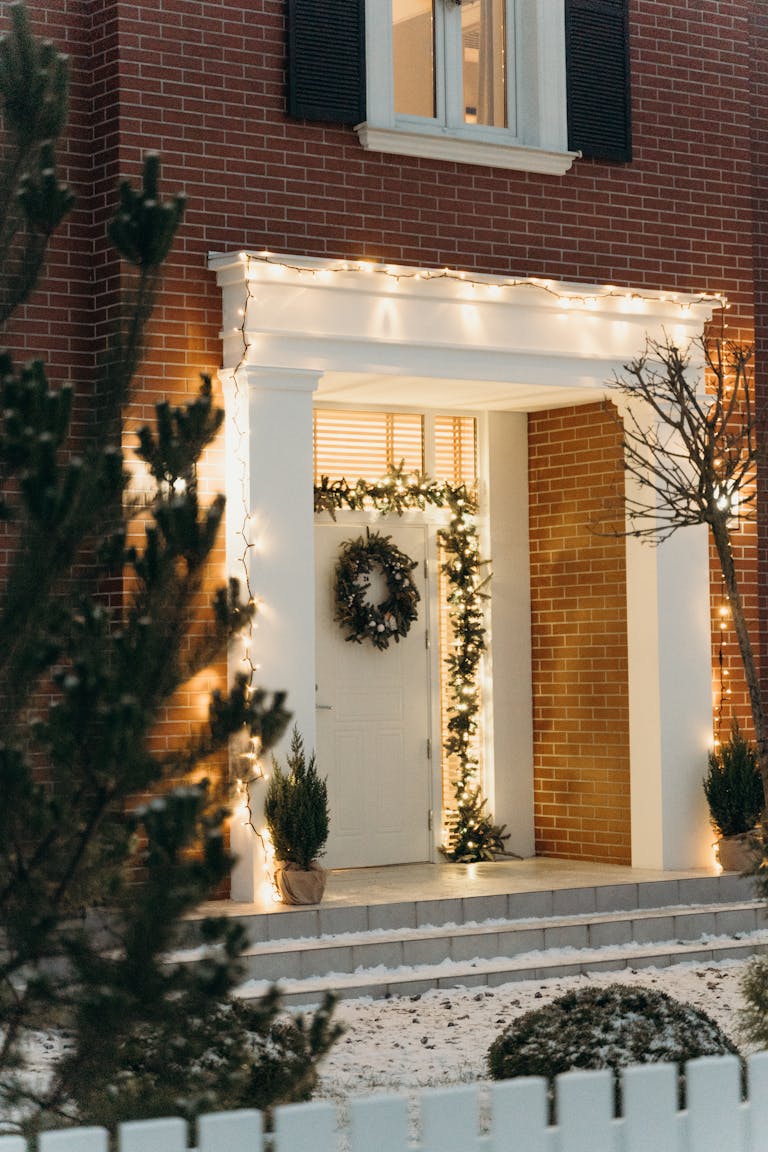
[334,528,420,650]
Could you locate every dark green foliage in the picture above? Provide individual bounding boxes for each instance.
[334,528,420,650]
[0,5,73,324]
[488,984,740,1113]
[739,956,768,1050]
[0,5,339,1136]
[265,727,329,871]
[62,988,342,1128]
[136,376,224,495]
[439,489,507,862]
[108,152,185,270]
[703,720,764,837]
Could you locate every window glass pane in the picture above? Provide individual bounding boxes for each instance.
[393,0,436,118]
[313,410,424,484]
[433,415,477,486]
[462,0,506,127]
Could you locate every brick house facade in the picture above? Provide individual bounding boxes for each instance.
[8,0,768,898]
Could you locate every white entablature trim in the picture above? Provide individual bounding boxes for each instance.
[209,251,722,406]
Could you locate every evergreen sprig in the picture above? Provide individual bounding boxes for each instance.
[0,5,73,321]
[703,720,764,838]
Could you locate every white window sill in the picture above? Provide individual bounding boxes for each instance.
[356,123,578,175]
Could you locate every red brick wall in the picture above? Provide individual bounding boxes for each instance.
[750,4,768,731]
[528,403,631,863]
[19,0,753,321]
[2,2,98,397]
[4,0,763,863]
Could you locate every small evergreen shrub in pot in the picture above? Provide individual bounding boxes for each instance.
[265,726,330,904]
[703,720,764,871]
[487,984,740,1114]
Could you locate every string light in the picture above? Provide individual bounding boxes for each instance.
[240,252,729,315]
[224,262,277,890]
[715,582,734,742]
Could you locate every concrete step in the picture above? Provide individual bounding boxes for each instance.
[216,900,760,983]
[169,877,766,1006]
[179,872,756,948]
[233,926,768,1007]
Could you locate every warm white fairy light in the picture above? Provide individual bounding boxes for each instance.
[715,581,733,741]
[224,266,279,898]
[239,252,728,315]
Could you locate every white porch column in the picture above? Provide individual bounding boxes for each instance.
[486,411,535,856]
[622,409,714,869]
[225,365,320,902]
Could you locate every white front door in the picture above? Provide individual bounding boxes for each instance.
[315,522,433,868]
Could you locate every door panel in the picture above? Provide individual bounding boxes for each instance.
[315,522,432,868]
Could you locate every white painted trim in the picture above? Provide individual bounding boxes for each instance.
[210,253,718,397]
[530,0,569,151]
[364,0,395,129]
[356,124,577,174]
[223,365,321,903]
[484,411,534,856]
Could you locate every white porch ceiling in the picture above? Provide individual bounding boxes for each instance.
[314,370,606,412]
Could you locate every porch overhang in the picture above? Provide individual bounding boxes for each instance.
[210,250,723,899]
[210,251,720,408]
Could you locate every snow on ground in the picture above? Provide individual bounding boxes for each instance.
[315,961,751,1101]
[6,960,756,1108]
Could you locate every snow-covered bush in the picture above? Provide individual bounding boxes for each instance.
[74,992,341,1128]
[487,984,740,1110]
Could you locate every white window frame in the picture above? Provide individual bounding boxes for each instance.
[358,0,577,175]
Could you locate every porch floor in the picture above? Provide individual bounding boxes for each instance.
[202,857,723,918]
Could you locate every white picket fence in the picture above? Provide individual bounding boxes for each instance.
[4,1052,768,1151]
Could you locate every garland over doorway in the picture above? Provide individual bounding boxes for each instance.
[315,463,508,862]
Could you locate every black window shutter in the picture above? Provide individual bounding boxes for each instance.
[287,0,366,125]
[565,0,632,163]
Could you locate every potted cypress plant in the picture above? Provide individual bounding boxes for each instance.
[265,726,330,904]
[703,720,764,871]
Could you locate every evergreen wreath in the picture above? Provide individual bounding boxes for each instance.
[334,528,420,651]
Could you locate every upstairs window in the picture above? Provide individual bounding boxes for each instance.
[362,0,572,173]
[287,0,631,172]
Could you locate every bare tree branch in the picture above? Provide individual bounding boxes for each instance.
[604,335,767,795]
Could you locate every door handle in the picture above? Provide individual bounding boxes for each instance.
[316,704,333,710]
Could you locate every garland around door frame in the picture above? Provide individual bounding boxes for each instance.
[315,463,508,862]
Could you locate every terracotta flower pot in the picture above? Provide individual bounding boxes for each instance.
[716,831,761,873]
[274,861,327,905]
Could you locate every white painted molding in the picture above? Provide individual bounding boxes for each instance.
[356,124,577,174]
[209,253,719,403]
